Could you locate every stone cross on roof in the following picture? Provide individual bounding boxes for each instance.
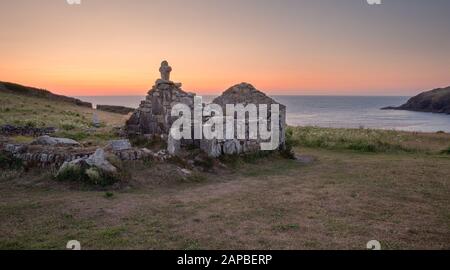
[159,60,172,81]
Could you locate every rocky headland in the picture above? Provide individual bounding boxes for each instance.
[382,86,450,114]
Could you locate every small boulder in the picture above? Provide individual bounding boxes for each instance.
[167,134,181,155]
[4,144,27,154]
[223,139,242,155]
[56,148,118,184]
[31,135,80,147]
[56,158,89,179]
[86,148,117,174]
[107,139,132,151]
[180,168,192,176]
[92,113,101,128]
[141,148,154,155]
[200,138,222,158]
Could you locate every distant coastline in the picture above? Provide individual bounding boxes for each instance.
[382,86,450,114]
[2,80,449,133]
[77,95,450,133]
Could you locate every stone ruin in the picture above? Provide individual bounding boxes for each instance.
[0,61,287,177]
[203,83,287,157]
[126,61,286,157]
[126,61,195,137]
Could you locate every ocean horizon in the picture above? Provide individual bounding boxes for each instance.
[76,95,450,133]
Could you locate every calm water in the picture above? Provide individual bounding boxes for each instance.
[77,95,450,133]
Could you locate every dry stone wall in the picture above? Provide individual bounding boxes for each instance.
[1,143,168,167]
[0,125,56,137]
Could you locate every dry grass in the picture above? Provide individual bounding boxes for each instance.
[0,148,449,250]
[1,93,449,250]
[288,126,450,154]
[0,91,128,143]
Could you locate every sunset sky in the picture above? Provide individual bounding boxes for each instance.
[0,0,449,96]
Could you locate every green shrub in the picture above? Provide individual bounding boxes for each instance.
[91,132,118,141]
[0,151,23,170]
[130,135,166,149]
[104,191,114,198]
[279,129,296,159]
[194,156,215,170]
[55,163,86,182]
[25,120,37,128]
[61,123,76,131]
[55,131,89,141]
[59,118,90,131]
[169,155,191,168]
[219,154,242,168]
[141,156,153,167]
[85,167,101,182]
[441,146,450,155]
[348,141,377,152]
[55,164,120,186]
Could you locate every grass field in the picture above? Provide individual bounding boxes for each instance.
[1,146,449,250]
[0,91,449,250]
[0,90,126,144]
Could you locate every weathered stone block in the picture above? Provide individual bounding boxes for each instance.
[108,139,132,151]
[200,138,222,158]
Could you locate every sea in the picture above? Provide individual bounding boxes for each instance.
[76,95,450,133]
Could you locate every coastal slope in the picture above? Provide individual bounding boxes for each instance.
[0,81,127,142]
[383,86,450,114]
[0,81,92,108]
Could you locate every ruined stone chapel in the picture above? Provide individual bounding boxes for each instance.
[125,61,286,157]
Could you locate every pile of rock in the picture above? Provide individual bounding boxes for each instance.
[126,62,195,137]
[31,135,80,147]
[57,148,117,176]
[2,141,95,167]
[106,139,171,161]
[125,80,195,136]
[55,148,120,185]
[1,137,171,167]
[200,82,287,157]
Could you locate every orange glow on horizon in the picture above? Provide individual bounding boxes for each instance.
[2,61,447,97]
[1,1,449,97]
